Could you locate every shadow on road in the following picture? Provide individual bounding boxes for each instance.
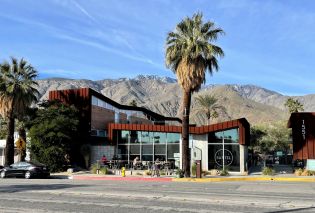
[266,207,315,213]
[0,183,86,193]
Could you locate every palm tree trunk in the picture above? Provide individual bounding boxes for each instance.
[182,89,191,177]
[4,114,15,166]
[207,114,211,125]
[18,127,27,161]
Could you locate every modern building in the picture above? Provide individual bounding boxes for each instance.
[288,112,315,161]
[49,88,250,173]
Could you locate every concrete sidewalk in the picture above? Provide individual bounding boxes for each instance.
[72,175,173,182]
[51,164,315,183]
[61,173,315,183]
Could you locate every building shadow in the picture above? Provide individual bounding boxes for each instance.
[0,182,87,193]
[266,207,315,213]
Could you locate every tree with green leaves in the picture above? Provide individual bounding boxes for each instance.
[165,12,224,177]
[0,57,39,166]
[194,94,227,125]
[250,121,291,167]
[284,98,304,113]
[28,101,79,172]
[0,117,7,139]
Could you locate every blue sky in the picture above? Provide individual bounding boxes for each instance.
[0,0,315,95]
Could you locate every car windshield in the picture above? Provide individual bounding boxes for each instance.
[19,162,31,167]
[10,162,21,167]
[29,161,45,167]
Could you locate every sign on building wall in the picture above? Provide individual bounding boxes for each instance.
[215,149,233,166]
[301,120,306,140]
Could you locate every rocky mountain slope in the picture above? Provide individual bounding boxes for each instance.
[36,75,315,125]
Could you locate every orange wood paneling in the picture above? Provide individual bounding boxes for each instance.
[309,138,314,159]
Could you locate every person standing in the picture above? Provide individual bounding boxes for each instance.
[151,158,160,177]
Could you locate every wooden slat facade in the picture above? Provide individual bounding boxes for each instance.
[49,88,250,147]
[108,118,250,146]
[288,113,315,160]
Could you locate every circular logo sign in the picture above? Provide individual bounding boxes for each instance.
[215,149,233,166]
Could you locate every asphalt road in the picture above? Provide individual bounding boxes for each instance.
[0,178,315,213]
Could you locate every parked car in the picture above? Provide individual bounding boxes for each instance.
[0,161,50,179]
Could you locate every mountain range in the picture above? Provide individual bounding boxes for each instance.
[36,75,315,125]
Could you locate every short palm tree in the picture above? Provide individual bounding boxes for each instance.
[165,13,224,177]
[0,57,39,166]
[194,94,227,125]
[284,98,304,114]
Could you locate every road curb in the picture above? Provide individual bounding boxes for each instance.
[72,175,173,182]
[172,177,315,182]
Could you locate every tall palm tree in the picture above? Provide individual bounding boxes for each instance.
[194,94,227,125]
[0,57,39,166]
[165,13,224,177]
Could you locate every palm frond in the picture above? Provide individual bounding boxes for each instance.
[165,12,225,93]
[0,57,39,118]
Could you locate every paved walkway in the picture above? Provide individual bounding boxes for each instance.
[51,165,315,183]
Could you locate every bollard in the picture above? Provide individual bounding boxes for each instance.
[121,167,126,177]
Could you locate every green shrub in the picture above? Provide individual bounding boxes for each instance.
[262,167,275,176]
[144,170,152,176]
[160,171,166,176]
[90,163,99,174]
[191,163,196,176]
[176,169,184,178]
[220,168,229,176]
[100,167,110,175]
[295,168,303,176]
[301,169,315,176]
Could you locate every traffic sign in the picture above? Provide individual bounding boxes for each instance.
[15,138,26,150]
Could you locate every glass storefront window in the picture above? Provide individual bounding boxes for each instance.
[167,144,179,159]
[120,155,128,160]
[118,130,129,144]
[141,132,153,144]
[130,145,140,155]
[167,133,180,143]
[208,128,240,172]
[154,155,166,161]
[209,128,239,144]
[118,145,128,155]
[142,144,153,154]
[141,155,153,161]
[115,130,180,163]
[154,144,166,154]
[130,131,140,144]
[208,144,240,171]
[224,129,239,143]
[153,132,166,144]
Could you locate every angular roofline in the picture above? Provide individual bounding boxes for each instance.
[50,87,182,123]
[88,88,182,123]
[287,112,315,128]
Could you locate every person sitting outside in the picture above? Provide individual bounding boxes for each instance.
[133,156,141,170]
[101,155,108,166]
